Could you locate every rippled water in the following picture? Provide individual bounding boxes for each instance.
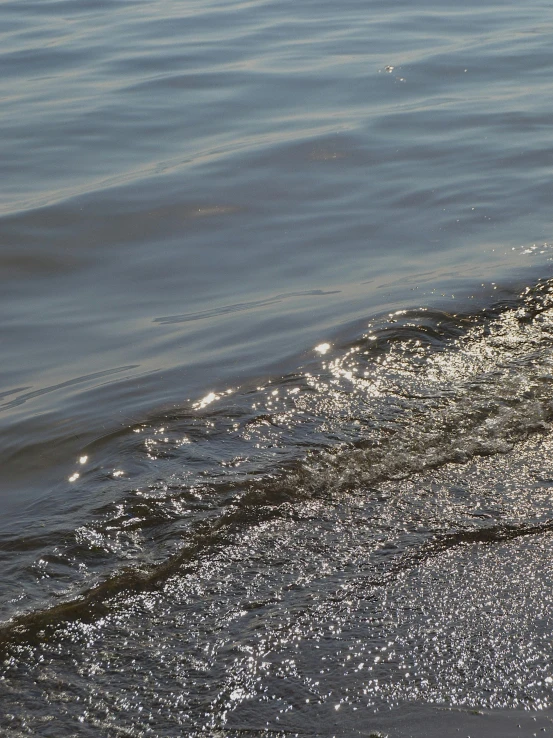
[3,0,553,735]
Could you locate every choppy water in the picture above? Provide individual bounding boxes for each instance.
[3,0,553,735]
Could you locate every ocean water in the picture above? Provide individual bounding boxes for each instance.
[3,0,553,735]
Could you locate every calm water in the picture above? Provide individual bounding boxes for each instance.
[3,0,553,735]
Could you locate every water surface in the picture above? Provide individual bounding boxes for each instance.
[2,0,553,735]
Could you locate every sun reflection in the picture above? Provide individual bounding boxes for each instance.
[315,343,331,355]
[194,391,219,409]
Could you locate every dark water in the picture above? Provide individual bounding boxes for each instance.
[3,0,553,735]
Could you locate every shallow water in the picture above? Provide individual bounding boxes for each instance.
[3,0,553,735]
